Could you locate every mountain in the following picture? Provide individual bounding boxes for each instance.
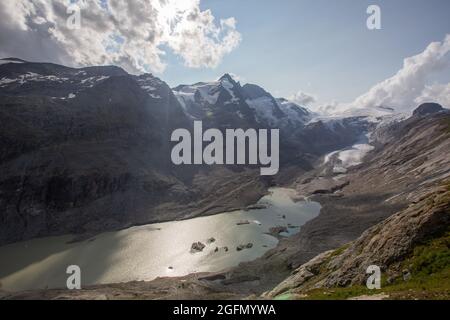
[219,104,450,298]
[0,59,371,245]
[413,102,445,116]
[173,74,312,129]
[1,59,449,299]
[172,73,370,170]
[6,105,449,300]
[268,183,450,299]
[173,74,258,128]
[0,60,272,244]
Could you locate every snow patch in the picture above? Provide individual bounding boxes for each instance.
[323,133,374,173]
[246,96,279,125]
[80,75,110,87]
[0,59,24,65]
[221,78,239,103]
[136,76,163,99]
[337,142,374,168]
[174,82,221,105]
[0,72,73,87]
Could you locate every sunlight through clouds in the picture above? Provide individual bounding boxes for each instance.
[0,0,241,74]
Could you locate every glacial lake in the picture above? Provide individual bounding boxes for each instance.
[0,188,320,292]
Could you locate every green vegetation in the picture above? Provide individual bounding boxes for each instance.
[330,244,350,257]
[322,244,351,274]
[273,183,450,300]
[409,229,450,277]
[283,228,450,300]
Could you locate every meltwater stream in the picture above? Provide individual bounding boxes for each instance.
[0,188,320,292]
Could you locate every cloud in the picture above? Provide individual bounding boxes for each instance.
[350,34,450,112]
[319,34,450,115]
[215,72,243,82]
[0,0,241,74]
[290,90,317,106]
[415,83,450,108]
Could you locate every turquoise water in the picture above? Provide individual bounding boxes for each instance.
[0,188,320,292]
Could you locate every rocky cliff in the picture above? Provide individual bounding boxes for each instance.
[0,59,370,245]
[267,182,450,299]
[0,61,272,244]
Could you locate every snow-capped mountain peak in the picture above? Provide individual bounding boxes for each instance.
[172,75,313,128]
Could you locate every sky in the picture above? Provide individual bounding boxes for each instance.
[0,0,449,113]
[166,0,450,110]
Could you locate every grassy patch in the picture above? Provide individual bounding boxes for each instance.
[330,244,350,257]
[274,184,450,300]
[299,286,375,300]
[408,229,450,277]
[299,229,450,300]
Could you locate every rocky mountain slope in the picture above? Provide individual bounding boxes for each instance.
[3,103,448,300]
[0,59,371,245]
[173,74,369,167]
[173,74,311,129]
[224,104,450,291]
[267,181,450,299]
[0,60,269,245]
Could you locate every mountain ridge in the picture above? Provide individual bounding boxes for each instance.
[3,108,448,300]
[0,59,369,245]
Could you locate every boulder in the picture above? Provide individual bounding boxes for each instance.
[190,241,206,253]
[236,243,253,251]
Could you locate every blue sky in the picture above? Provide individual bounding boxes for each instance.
[1,0,448,110]
[160,0,450,105]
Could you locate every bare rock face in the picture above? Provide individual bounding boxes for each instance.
[265,250,333,297]
[320,184,449,287]
[0,60,374,246]
[266,183,450,297]
[0,61,272,245]
[296,177,349,195]
[413,103,444,116]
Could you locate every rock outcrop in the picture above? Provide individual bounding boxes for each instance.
[413,102,445,116]
[267,182,450,297]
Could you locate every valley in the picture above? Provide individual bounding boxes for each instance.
[0,188,320,292]
[0,59,449,300]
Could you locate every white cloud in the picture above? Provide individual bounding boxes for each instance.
[215,72,243,82]
[228,72,243,82]
[318,34,450,116]
[289,90,317,106]
[0,0,241,74]
[314,101,339,115]
[415,83,450,108]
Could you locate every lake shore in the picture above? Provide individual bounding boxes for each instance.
[0,188,320,293]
